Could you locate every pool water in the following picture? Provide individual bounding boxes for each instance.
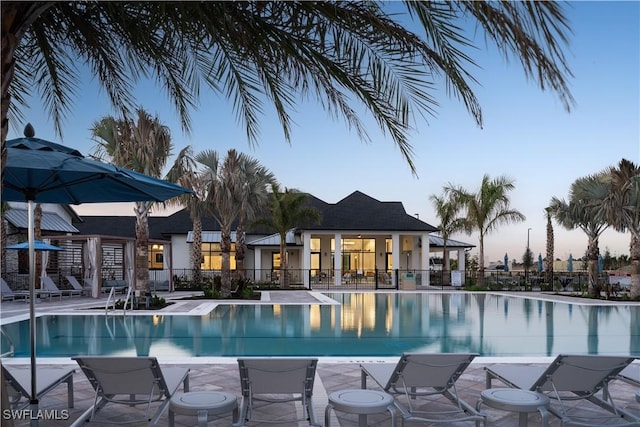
[2,293,638,358]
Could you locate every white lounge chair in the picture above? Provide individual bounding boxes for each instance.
[41,276,81,298]
[360,352,486,426]
[65,275,92,296]
[71,356,190,426]
[485,354,639,426]
[2,363,75,410]
[237,358,321,426]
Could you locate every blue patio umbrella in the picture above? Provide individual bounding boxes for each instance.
[504,253,509,272]
[1,125,191,424]
[567,254,574,272]
[598,254,604,273]
[5,240,63,252]
[538,253,543,272]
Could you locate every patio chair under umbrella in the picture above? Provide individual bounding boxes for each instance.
[1,124,191,426]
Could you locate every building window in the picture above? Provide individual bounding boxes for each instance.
[201,243,236,270]
[148,244,164,270]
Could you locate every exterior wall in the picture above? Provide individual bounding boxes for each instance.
[170,235,191,270]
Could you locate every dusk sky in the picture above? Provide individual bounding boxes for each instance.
[7,1,639,264]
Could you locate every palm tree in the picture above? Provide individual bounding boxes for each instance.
[262,185,321,287]
[91,108,173,293]
[549,174,610,298]
[235,161,276,279]
[164,146,212,285]
[429,190,465,285]
[445,174,526,287]
[600,159,640,299]
[3,2,575,183]
[1,202,10,274]
[544,207,555,286]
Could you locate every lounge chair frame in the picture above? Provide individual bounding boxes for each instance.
[41,276,81,298]
[71,356,189,426]
[65,275,92,296]
[360,353,486,426]
[2,364,75,410]
[485,354,639,426]
[237,358,321,426]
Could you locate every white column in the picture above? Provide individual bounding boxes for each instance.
[254,248,262,281]
[302,232,311,288]
[334,233,342,286]
[421,233,430,286]
[457,249,466,285]
[392,233,400,284]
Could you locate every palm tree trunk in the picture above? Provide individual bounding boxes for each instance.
[34,203,42,284]
[630,234,640,299]
[235,222,246,279]
[477,235,485,287]
[134,201,150,293]
[587,238,600,298]
[442,242,450,286]
[191,215,202,284]
[279,238,286,288]
[220,225,232,297]
[545,210,554,286]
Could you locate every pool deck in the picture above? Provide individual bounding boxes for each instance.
[1,290,639,426]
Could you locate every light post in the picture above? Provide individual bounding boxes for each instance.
[527,228,531,250]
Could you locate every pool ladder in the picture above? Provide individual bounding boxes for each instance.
[0,327,15,357]
[105,286,133,315]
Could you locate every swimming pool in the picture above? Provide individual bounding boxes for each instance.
[2,293,639,358]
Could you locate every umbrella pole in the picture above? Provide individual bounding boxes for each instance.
[28,200,39,427]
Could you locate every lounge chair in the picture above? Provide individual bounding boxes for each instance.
[71,356,190,426]
[2,363,75,410]
[485,354,639,426]
[237,357,321,426]
[41,276,81,298]
[65,275,92,296]
[1,277,51,301]
[360,353,486,426]
[617,364,640,387]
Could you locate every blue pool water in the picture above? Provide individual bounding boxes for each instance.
[2,293,639,358]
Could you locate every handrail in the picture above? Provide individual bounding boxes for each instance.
[105,287,116,315]
[0,327,15,357]
[123,286,133,315]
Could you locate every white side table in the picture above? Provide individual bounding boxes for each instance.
[169,391,238,427]
[325,389,397,427]
[477,388,550,427]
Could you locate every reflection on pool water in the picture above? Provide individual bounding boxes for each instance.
[2,293,639,358]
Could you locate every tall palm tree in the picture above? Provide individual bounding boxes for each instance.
[544,207,555,286]
[549,174,610,298]
[429,190,465,285]
[3,2,575,183]
[445,174,526,287]
[262,185,321,287]
[235,160,276,279]
[164,146,212,285]
[91,108,173,293]
[601,159,640,299]
[195,150,248,296]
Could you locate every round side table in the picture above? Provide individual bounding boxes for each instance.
[477,388,550,427]
[169,391,238,427]
[325,389,397,427]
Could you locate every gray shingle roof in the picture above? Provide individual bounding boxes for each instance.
[74,190,438,237]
